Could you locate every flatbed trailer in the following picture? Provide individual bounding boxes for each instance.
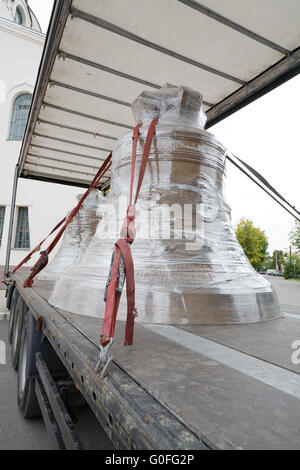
[6,271,300,450]
[4,0,300,451]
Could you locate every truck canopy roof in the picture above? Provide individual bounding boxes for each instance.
[18,0,300,188]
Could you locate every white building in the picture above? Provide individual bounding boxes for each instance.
[0,0,79,274]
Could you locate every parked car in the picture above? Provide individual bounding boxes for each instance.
[266,269,276,275]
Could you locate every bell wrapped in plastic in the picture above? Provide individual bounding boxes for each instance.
[49,84,281,325]
[37,189,103,282]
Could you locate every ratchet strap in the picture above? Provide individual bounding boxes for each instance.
[12,216,67,274]
[101,118,158,347]
[226,152,300,221]
[17,153,112,287]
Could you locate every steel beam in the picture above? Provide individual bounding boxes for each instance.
[207,48,300,127]
[35,378,66,450]
[59,50,161,88]
[27,153,103,171]
[24,161,98,178]
[37,119,118,140]
[19,173,98,189]
[178,0,289,55]
[57,51,214,108]
[30,143,108,161]
[36,353,84,450]
[70,7,245,85]
[49,80,131,107]
[32,132,112,151]
[43,101,133,129]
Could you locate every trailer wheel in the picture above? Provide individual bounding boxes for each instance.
[8,288,19,344]
[6,282,14,310]
[18,311,41,418]
[11,297,27,370]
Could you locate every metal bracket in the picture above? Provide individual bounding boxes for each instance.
[104,251,125,302]
[57,51,66,61]
[95,338,114,379]
[36,315,44,332]
[70,9,78,20]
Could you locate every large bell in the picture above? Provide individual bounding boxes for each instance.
[49,84,281,324]
[37,189,103,282]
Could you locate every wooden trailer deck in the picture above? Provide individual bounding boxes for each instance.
[12,271,300,450]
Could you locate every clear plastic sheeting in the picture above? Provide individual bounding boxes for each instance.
[37,189,104,282]
[132,83,207,130]
[49,85,281,325]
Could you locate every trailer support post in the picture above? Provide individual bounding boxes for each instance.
[5,165,19,277]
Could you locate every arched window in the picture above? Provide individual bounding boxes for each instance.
[15,7,24,25]
[8,94,32,141]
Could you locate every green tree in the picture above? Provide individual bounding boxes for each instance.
[264,256,274,270]
[284,254,300,279]
[235,218,268,270]
[289,221,300,252]
[272,250,284,270]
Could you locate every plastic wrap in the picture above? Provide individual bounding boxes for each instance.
[49,85,281,324]
[132,83,207,129]
[37,189,104,282]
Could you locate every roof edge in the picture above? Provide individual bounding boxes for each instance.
[207,47,300,128]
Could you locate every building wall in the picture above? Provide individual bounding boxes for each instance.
[0,0,41,30]
[0,6,79,269]
[0,0,14,20]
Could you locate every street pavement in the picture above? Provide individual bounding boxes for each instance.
[0,276,299,449]
[0,290,112,450]
[265,275,300,314]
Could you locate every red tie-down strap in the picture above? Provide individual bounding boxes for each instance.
[12,216,67,274]
[21,153,112,288]
[101,118,158,347]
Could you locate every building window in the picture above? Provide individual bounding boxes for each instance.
[8,94,32,141]
[15,6,23,25]
[0,207,5,247]
[14,207,30,249]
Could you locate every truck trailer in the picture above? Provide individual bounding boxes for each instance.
[4,0,300,450]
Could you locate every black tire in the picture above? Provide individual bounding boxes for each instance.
[8,288,19,344]
[6,282,14,309]
[11,297,27,370]
[18,311,41,418]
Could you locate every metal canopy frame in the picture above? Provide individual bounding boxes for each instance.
[17,0,300,189]
[207,49,300,127]
[37,119,118,141]
[17,0,73,186]
[42,102,133,130]
[57,51,215,109]
[70,6,246,85]
[32,132,112,151]
[49,80,132,107]
[178,0,290,55]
